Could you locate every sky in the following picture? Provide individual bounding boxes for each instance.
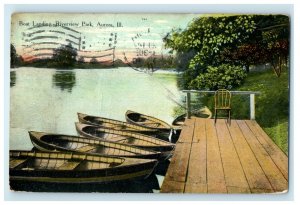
[11,13,199,62]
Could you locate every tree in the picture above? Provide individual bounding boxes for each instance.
[165,15,256,67]
[77,56,85,64]
[52,43,77,68]
[10,44,18,68]
[164,15,256,89]
[164,14,290,89]
[174,50,197,72]
[131,57,145,68]
[219,15,289,76]
[260,16,289,77]
[90,57,98,64]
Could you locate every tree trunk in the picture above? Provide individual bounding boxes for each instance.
[245,65,250,73]
[271,61,281,77]
[270,54,284,78]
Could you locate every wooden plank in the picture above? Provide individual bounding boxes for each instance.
[9,159,28,169]
[185,182,208,193]
[58,161,81,170]
[227,186,251,194]
[77,145,95,152]
[177,118,195,143]
[186,118,207,185]
[208,183,227,193]
[193,117,206,143]
[250,188,276,194]
[186,143,206,184]
[164,142,191,182]
[227,120,273,192]
[160,180,185,193]
[246,120,288,180]
[206,119,227,193]
[237,120,288,192]
[215,119,250,192]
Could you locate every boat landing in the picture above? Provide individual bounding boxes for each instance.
[161,117,288,193]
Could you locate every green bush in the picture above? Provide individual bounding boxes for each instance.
[189,64,247,90]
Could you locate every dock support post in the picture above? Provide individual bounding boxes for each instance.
[250,94,255,120]
[186,92,191,119]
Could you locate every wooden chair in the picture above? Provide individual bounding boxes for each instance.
[214,89,231,124]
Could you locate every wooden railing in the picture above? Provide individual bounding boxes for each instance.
[182,90,261,120]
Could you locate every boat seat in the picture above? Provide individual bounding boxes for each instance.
[111,136,128,143]
[142,122,160,128]
[58,161,82,170]
[10,159,29,169]
[76,145,95,152]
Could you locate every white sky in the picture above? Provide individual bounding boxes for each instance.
[11,13,199,60]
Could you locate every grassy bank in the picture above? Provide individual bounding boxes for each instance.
[238,69,289,155]
[187,69,289,155]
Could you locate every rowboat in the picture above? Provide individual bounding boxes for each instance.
[9,150,158,184]
[125,110,172,133]
[29,131,163,160]
[172,113,186,127]
[75,122,175,159]
[77,112,168,139]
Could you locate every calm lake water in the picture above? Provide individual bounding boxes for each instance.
[10,66,181,192]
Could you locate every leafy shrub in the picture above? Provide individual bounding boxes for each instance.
[189,64,247,90]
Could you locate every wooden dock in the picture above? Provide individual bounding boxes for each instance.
[161,117,288,193]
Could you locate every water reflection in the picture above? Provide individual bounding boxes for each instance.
[155,160,170,176]
[52,70,76,92]
[10,71,16,87]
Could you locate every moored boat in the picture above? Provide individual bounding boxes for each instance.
[29,131,163,160]
[172,113,186,128]
[9,150,158,184]
[75,122,175,159]
[172,107,213,128]
[171,107,212,143]
[77,112,168,139]
[171,113,190,134]
[125,110,172,133]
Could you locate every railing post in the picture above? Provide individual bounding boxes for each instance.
[186,92,191,119]
[250,94,255,120]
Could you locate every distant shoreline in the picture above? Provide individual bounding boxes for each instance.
[10,66,179,72]
[10,66,182,76]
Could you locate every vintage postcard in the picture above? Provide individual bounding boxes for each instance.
[10,13,289,193]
